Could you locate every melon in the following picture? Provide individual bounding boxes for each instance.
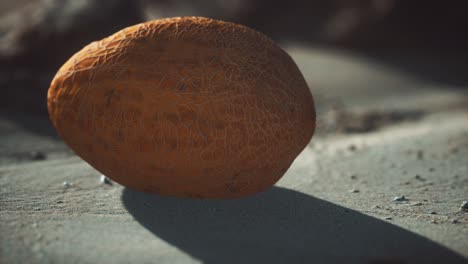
[47,17,315,198]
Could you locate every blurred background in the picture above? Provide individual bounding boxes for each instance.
[1,0,467,116]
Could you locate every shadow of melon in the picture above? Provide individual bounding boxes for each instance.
[122,187,467,264]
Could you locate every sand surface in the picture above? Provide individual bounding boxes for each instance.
[1,45,468,264]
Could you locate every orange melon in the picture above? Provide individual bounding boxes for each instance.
[47,17,315,198]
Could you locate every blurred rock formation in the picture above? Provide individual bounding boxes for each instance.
[1,0,466,114]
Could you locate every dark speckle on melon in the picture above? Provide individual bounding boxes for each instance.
[47,16,315,199]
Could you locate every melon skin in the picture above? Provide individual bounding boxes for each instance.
[47,17,315,199]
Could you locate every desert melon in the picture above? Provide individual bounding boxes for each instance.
[47,16,315,198]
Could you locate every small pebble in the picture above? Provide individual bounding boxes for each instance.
[385,217,393,220]
[451,219,459,224]
[30,151,46,161]
[63,181,72,187]
[461,201,468,212]
[428,168,435,172]
[348,145,357,151]
[100,175,112,185]
[415,175,425,181]
[349,189,360,193]
[429,211,437,215]
[393,195,408,202]
[350,175,357,180]
[412,202,423,206]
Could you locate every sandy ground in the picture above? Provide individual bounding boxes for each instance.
[1,45,468,264]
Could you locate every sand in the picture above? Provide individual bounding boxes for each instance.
[1,45,467,264]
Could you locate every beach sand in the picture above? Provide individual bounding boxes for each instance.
[1,45,467,263]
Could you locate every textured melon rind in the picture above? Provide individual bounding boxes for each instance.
[47,16,315,199]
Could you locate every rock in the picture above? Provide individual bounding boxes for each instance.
[100,175,112,185]
[29,151,46,161]
[393,195,408,202]
[461,201,468,212]
[0,0,142,114]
